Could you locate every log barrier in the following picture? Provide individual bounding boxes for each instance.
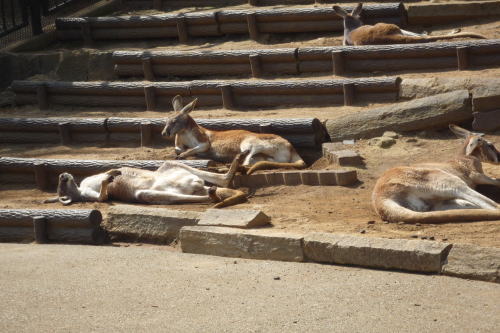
[55,4,406,42]
[11,77,401,110]
[112,40,500,79]
[0,209,106,244]
[0,157,214,189]
[0,117,326,148]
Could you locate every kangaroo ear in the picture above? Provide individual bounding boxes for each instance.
[333,5,348,18]
[449,124,472,138]
[172,95,183,112]
[465,136,481,156]
[181,98,198,114]
[351,3,363,17]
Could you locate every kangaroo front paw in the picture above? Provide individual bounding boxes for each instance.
[175,147,183,155]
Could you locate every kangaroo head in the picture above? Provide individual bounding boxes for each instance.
[450,124,499,164]
[56,172,81,205]
[333,3,364,31]
[162,95,198,137]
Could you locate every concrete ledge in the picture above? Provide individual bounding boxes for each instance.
[180,226,304,262]
[198,209,270,228]
[442,244,500,283]
[106,205,200,244]
[303,233,452,273]
[407,1,500,25]
[322,145,363,166]
[232,169,358,187]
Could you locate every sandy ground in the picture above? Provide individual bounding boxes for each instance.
[2,243,499,332]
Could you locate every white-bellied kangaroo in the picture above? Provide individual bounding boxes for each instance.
[161,95,306,175]
[372,125,500,224]
[333,3,486,46]
[43,151,249,208]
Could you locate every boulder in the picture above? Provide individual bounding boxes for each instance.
[197,209,270,228]
[442,244,500,283]
[326,90,472,141]
[303,233,452,273]
[472,85,500,113]
[106,205,200,244]
[180,226,304,262]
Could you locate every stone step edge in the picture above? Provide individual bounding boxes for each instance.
[179,227,499,283]
[231,169,357,187]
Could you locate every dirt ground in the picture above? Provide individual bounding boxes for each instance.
[1,2,499,247]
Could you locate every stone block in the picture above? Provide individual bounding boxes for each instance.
[264,172,285,186]
[326,150,362,165]
[197,209,270,229]
[283,171,302,186]
[180,226,304,262]
[334,169,358,186]
[300,171,319,186]
[304,233,452,273]
[472,110,500,132]
[106,205,200,244]
[442,244,500,283]
[317,170,337,186]
[239,173,268,187]
[472,85,500,113]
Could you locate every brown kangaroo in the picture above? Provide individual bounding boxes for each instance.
[372,125,500,224]
[161,95,306,175]
[334,3,487,46]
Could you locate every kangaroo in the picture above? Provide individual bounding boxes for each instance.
[372,125,500,224]
[333,3,487,46]
[161,95,306,175]
[43,151,249,208]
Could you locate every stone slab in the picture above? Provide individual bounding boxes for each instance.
[325,150,363,166]
[180,226,304,262]
[472,85,500,113]
[472,110,500,132]
[106,205,200,244]
[326,90,472,141]
[442,244,500,283]
[197,209,270,228]
[304,233,452,273]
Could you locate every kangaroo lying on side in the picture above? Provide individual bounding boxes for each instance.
[162,95,306,175]
[43,151,249,208]
[372,125,500,224]
[333,3,487,46]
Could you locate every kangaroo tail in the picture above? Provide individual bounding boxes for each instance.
[424,32,487,41]
[247,160,306,175]
[377,199,500,224]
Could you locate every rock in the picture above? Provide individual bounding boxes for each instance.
[405,138,418,143]
[324,149,363,166]
[472,85,500,113]
[367,221,375,225]
[473,110,500,132]
[400,77,500,100]
[377,137,396,148]
[180,226,304,262]
[197,209,270,229]
[303,233,452,273]
[382,131,399,139]
[442,244,500,283]
[106,205,200,244]
[325,91,472,141]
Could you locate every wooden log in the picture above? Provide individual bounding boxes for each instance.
[176,15,189,43]
[0,118,106,132]
[33,162,49,190]
[456,46,469,71]
[220,85,235,109]
[343,83,355,106]
[80,21,93,45]
[0,132,59,144]
[58,122,72,145]
[144,86,157,111]
[332,50,344,76]
[140,121,153,147]
[247,13,259,40]
[249,54,262,78]
[142,56,155,81]
[0,226,106,244]
[0,157,215,174]
[153,0,162,10]
[36,85,49,110]
[0,209,102,228]
[33,216,48,244]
